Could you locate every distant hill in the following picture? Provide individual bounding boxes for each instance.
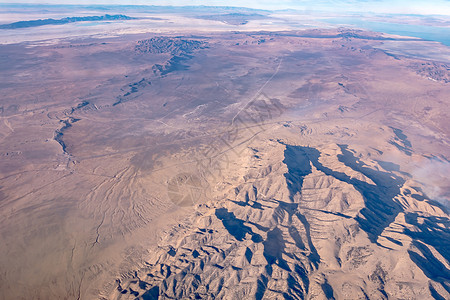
[195,13,268,25]
[0,14,134,29]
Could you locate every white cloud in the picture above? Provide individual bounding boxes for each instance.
[411,157,450,207]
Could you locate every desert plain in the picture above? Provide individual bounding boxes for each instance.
[0,5,449,300]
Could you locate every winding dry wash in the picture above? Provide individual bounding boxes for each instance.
[0,4,449,300]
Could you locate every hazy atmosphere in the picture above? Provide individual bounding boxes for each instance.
[4,0,450,14]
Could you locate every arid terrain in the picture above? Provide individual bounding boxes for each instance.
[0,5,449,300]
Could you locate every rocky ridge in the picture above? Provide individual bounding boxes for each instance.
[106,141,449,300]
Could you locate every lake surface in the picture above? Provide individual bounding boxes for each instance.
[323,17,450,46]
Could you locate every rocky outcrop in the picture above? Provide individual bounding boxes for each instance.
[113,78,151,106]
[410,62,450,83]
[107,142,449,300]
[135,37,206,56]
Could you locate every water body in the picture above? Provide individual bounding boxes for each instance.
[323,17,450,46]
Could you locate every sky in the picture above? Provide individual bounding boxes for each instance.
[2,0,450,15]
